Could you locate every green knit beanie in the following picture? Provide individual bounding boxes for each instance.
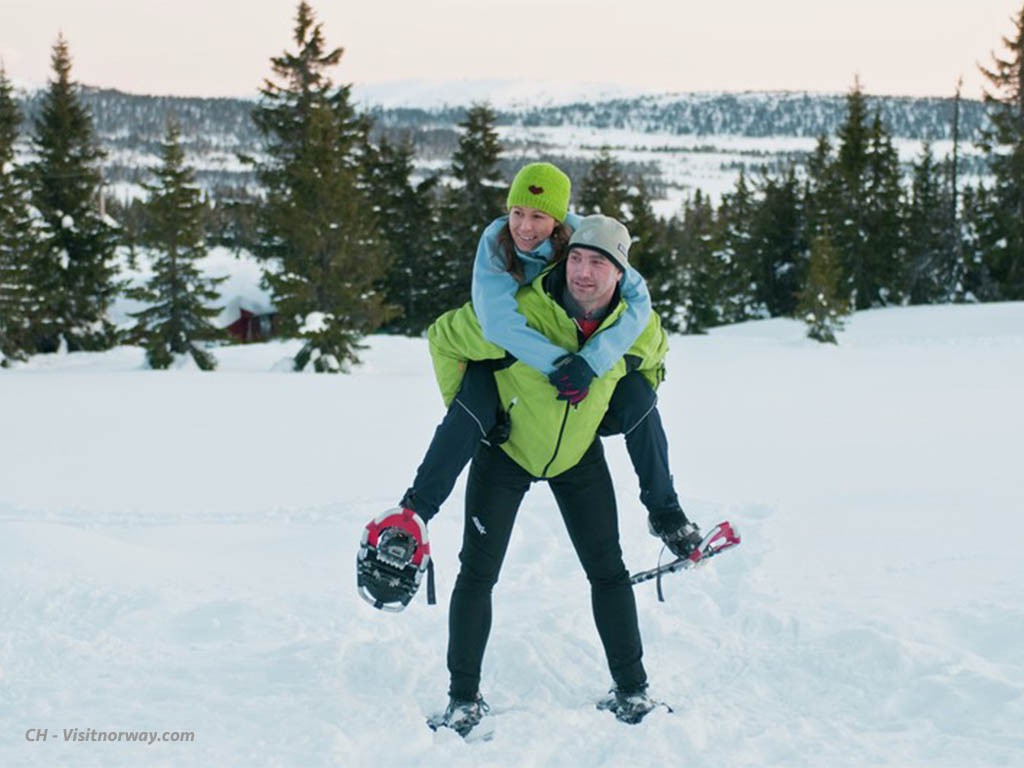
[506,162,571,222]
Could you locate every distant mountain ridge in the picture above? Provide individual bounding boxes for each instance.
[11,84,992,203]
[505,91,986,141]
[351,78,652,110]
[14,83,988,144]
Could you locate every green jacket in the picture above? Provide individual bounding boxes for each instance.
[428,263,668,479]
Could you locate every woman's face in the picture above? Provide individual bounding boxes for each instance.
[508,206,557,252]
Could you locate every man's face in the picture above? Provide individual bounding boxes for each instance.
[509,206,557,252]
[566,247,621,310]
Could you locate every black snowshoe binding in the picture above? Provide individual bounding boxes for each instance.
[427,694,492,740]
[597,685,672,724]
[357,507,434,611]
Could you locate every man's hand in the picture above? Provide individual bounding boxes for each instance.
[649,508,703,559]
[658,522,704,559]
[548,354,596,405]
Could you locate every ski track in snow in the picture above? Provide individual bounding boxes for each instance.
[1,304,1023,767]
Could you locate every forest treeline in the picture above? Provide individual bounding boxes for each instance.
[2,2,1022,368]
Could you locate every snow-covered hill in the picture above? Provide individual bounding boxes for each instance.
[352,78,653,111]
[12,84,992,213]
[1,303,1022,767]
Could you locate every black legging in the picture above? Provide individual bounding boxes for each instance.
[446,439,647,700]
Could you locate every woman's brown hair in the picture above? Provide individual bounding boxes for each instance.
[496,221,573,282]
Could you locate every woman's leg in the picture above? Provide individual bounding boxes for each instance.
[447,442,531,700]
[401,361,505,522]
[599,370,685,532]
[549,440,647,693]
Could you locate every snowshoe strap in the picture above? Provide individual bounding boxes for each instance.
[656,545,668,603]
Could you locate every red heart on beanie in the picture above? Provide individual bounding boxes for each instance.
[529,185,544,195]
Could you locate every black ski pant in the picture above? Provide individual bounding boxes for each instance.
[404,361,679,522]
[447,439,647,700]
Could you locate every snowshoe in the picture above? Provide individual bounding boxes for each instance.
[630,520,741,601]
[427,694,493,741]
[357,507,433,611]
[597,685,671,724]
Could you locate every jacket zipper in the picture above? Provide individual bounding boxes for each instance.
[540,400,571,478]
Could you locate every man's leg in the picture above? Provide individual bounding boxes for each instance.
[599,370,684,532]
[447,442,531,700]
[402,361,504,522]
[549,440,647,693]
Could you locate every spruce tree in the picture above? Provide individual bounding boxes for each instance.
[128,119,224,370]
[904,143,954,304]
[749,168,805,317]
[577,148,630,218]
[714,169,762,322]
[976,2,1024,299]
[798,231,850,344]
[0,66,36,365]
[364,135,438,334]
[959,183,998,299]
[449,104,504,229]
[862,112,904,305]
[673,191,722,333]
[625,177,684,331]
[251,1,391,372]
[25,35,118,353]
[836,78,871,187]
[832,78,873,309]
[426,103,504,321]
[803,135,838,240]
[946,78,969,301]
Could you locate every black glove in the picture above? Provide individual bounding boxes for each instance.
[548,354,596,405]
[661,522,703,559]
[649,509,703,559]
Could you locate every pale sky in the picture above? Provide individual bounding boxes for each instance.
[1,0,1020,99]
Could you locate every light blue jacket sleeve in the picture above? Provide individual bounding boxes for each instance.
[577,265,653,376]
[471,217,567,374]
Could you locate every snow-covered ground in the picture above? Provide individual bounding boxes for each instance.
[1,302,1022,767]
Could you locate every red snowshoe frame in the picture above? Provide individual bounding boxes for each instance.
[357,508,434,611]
